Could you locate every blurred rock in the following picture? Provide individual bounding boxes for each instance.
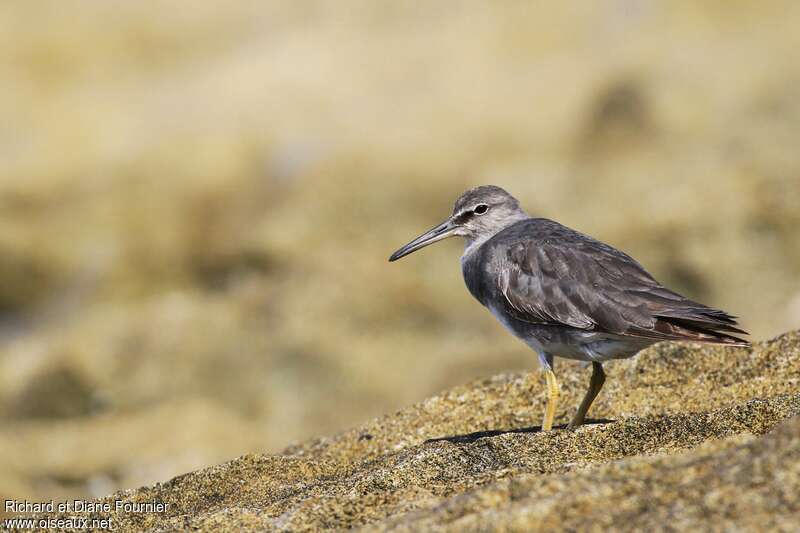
[5,363,98,420]
[0,398,269,508]
[576,77,654,157]
[1,1,799,507]
[0,243,58,319]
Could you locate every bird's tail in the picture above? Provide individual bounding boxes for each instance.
[652,312,751,347]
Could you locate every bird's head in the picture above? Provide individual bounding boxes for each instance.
[388,185,528,261]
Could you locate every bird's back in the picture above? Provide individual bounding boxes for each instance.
[462,217,749,348]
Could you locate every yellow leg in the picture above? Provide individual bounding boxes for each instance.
[542,368,560,431]
[568,362,605,429]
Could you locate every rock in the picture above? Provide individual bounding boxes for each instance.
[0,399,269,508]
[35,331,800,531]
[5,364,98,420]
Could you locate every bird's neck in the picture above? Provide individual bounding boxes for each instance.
[462,212,529,258]
[462,233,494,258]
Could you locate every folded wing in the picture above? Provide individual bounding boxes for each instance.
[494,220,749,346]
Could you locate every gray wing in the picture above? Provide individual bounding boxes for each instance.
[493,220,748,344]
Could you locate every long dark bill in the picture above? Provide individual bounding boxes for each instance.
[388,218,458,262]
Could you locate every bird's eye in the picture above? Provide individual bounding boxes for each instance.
[474,204,489,215]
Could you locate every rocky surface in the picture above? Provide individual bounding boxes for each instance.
[30,331,800,531]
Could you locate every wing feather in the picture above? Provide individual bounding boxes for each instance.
[493,219,749,344]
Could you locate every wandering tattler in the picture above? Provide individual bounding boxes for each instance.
[389,185,749,431]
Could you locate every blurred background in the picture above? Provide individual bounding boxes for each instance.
[1,1,799,505]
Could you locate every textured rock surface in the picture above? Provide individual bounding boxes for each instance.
[34,332,800,531]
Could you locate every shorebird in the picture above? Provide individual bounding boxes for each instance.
[389,185,749,431]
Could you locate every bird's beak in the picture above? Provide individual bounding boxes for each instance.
[388,218,458,262]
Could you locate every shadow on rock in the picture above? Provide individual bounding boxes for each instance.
[425,418,615,444]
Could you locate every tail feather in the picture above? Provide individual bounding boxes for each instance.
[652,316,751,346]
[661,315,749,336]
[639,295,751,345]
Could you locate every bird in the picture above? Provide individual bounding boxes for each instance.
[388,185,749,431]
